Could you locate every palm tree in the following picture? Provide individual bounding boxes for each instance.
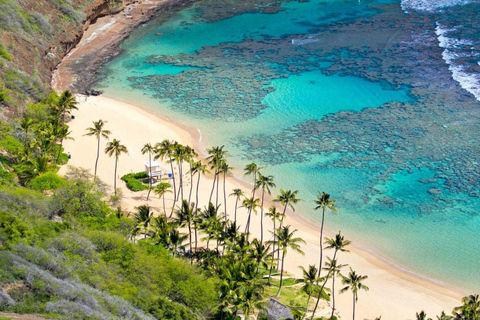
[154,182,172,217]
[453,294,480,319]
[265,206,282,283]
[105,139,128,195]
[55,90,78,124]
[244,162,263,198]
[242,196,260,234]
[340,267,369,320]
[54,124,73,163]
[255,174,275,244]
[197,203,222,250]
[206,145,227,204]
[133,205,153,239]
[250,238,272,275]
[175,200,197,263]
[297,265,320,312]
[155,139,177,202]
[84,119,111,177]
[230,188,244,223]
[218,159,233,219]
[274,189,301,227]
[311,232,351,320]
[273,189,300,266]
[323,258,347,320]
[270,225,305,297]
[189,160,209,210]
[313,192,337,277]
[141,143,155,200]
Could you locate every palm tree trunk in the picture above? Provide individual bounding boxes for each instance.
[306,293,311,313]
[353,292,356,320]
[179,160,184,201]
[215,174,220,208]
[330,273,336,320]
[195,174,201,211]
[277,204,287,270]
[94,136,100,177]
[223,171,227,220]
[162,195,167,218]
[169,158,176,201]
[245,212,251,234]
[275,251,285,297]
[209,169,217,203]
[318,207,325,277]
[234,197,238,222]
[260,190,265,244]
[114,158,118,195]
[146,151,152,201]
[311,250,338,320]
[188,222,193,265]
[188,168,194,204]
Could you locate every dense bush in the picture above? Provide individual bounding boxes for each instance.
[27,172,66,192]
[121,172,149,192]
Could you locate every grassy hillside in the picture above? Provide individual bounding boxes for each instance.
[0,0,127,117]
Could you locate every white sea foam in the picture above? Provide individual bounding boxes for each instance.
[401,0,475,12]
[291,33,321,46]
[435,23,480,101]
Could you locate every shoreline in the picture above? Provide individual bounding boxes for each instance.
[53,3,465,319]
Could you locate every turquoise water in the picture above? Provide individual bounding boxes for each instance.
[95,0,480,293]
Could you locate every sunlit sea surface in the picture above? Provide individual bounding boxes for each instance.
[94,0,480,292]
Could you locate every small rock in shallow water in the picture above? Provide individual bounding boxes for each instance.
[428,188,442,195]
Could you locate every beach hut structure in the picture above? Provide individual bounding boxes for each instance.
[144,161,164,182]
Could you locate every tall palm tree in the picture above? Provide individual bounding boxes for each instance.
[133,205,153,239]
[229,188,244,223]
[311,232,351,320]
[141,143,155,200]
[154,182,172,217]
[453,294,480,319]
[175,200,197,263]
[340,267,369,320]
[323,258,347,320]
[189,160,209,210]
[273,189,300,265]
[255,174,275,244]
[55,90,78,124]
[105,138,128,195]
[274,189,301,227]
[270,225,305,297]
[313,192,337,277]
[244,162,263,198]
[155,139,177,202]
[218,159,233,218]
[206,145,227,204]
[84,119,111,177]
[297,265,320,313]
[265,206,282,284]
[250,238,272,275]
[242,196,259,234]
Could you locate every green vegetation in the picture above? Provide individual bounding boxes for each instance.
[121,172,149,192]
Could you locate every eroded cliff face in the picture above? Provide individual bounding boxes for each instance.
[0,0,135,117]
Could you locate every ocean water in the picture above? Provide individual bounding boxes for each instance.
[94,0,480,292]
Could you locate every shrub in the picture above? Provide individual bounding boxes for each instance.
[27,172,66,192]
[0,211,34,247]
[121,172,149,192]
[0,43,11,61]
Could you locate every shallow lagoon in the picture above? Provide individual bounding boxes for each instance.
[95,0,480,292]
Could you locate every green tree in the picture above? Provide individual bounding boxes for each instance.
[311,232,351,320]
[206,145,227,204]
[154,182,172,217]
[141,143,155,200]
[155,139,177,204]
[324,258,347,320]
[297,265,320,312]
[242,196,259,235]
[230,188,244,223]
[218,158,233,219]
[340,267,369,320]
[189,160,209,211]
[175,200,197,262]
[84,119,111,177]
[54,90,78,124]
[255,174,275,244]
[244,162,263,199]
[133,204,153,239]
[270,225,305,297]
[313,191,337,277]
[105,138,128,195]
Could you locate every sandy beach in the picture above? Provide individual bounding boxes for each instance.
[59,95,461,319]
[54,2,464,319]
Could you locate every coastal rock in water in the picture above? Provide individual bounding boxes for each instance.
[428,188,442,195]
[258,297,293,320]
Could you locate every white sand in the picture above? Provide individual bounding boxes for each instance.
[59,95,463,319]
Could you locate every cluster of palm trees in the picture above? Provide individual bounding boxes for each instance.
[10,90,78,182]
[416,294,480,320]
[99,135,370,319]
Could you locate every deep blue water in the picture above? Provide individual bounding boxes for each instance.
[94,0,480,292]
